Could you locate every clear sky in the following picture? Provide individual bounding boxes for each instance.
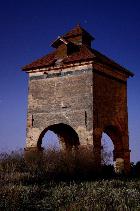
[0,0,139,163]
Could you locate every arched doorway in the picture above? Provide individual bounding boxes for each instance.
[101,132,114,165]
[104,125,124,161]
[42,130,60,151]
[94,125,123,165]
[37,123,80,151]
[94,125,130,174]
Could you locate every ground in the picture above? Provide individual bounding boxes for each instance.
[0,150,140,210]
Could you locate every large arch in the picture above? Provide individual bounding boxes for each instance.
[104,125,124,161]
[37,123,80,151]
[93,124,130,174]
[101,132,114,165]
[41,130,60,151]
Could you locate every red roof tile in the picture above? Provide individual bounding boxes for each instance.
[22,46,94,71]
[22,25,133,76]
[22,51,56,70]
[92,49,134,76]
[22,45,133,76]
[63,24,94,40]
[63,45,95,63]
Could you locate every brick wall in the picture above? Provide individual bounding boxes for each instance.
[26,64,93,148]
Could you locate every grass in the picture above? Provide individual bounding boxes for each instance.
[0,149,140,210]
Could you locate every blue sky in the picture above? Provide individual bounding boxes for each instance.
[0,0,139,162]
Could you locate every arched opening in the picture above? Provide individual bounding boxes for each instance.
[37,123,80,151]
[42,130,60,151]
[101,132,114,165]
[103,125,124,162]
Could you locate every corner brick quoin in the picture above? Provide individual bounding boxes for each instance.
[22,24,134,175]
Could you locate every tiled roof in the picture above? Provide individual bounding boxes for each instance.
[22,25,133,76]
[22,45,94,71]
[51,25,94,48]
[22,51,56,70]
[63,45,95,63]
[63,24,94,40]
[22,45,133,76]
[92,49,134,76]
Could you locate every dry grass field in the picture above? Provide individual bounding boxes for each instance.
[0,150,140,210]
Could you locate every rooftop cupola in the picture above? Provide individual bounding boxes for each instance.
[51,24,94,58]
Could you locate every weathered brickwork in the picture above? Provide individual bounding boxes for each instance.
[93,67,130,173]
[26,64,93,149]
[22,25,133,174]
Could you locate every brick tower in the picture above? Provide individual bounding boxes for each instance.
[22,25,133,174]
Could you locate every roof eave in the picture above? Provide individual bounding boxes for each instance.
[51,36,68,48]
[121,69,134,77]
